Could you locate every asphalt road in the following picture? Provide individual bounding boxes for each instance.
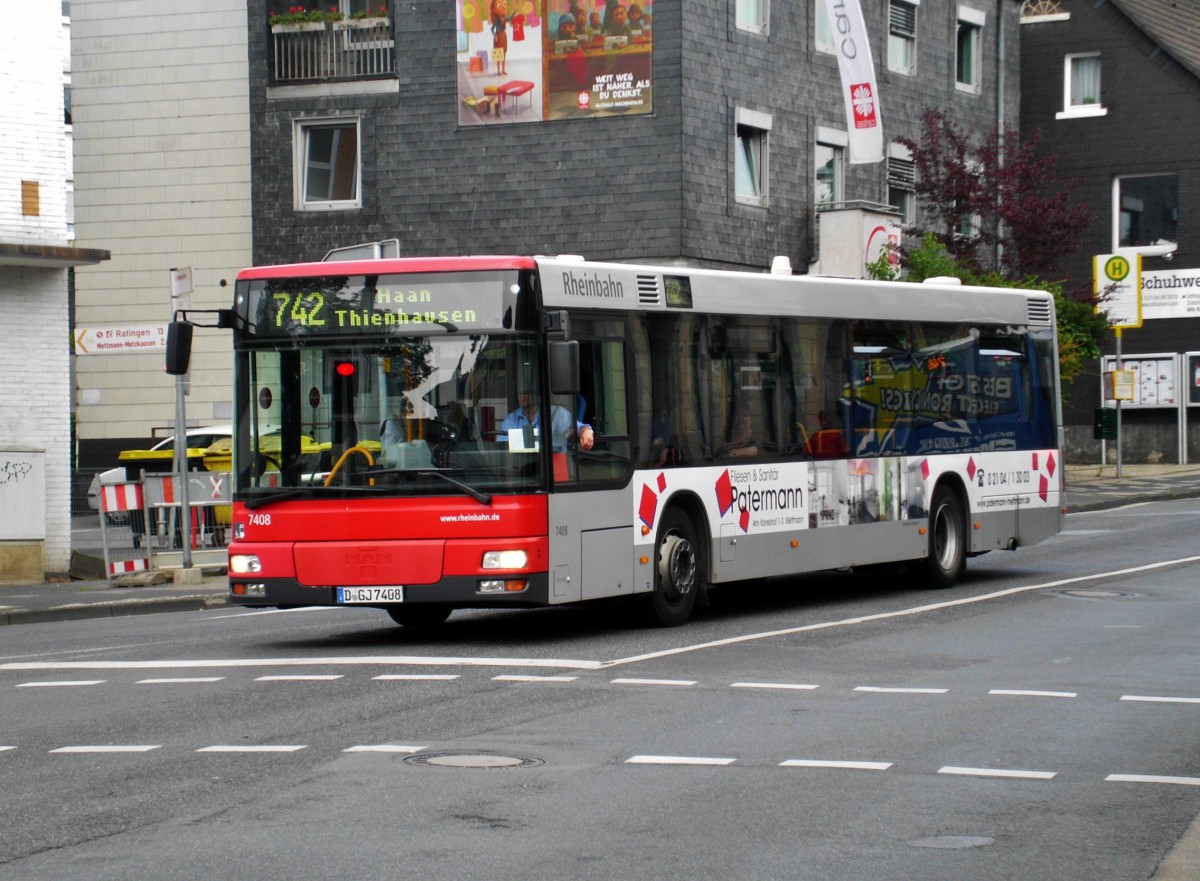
[3,498,1199,880]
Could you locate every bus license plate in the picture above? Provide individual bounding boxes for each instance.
[337,586,404,604]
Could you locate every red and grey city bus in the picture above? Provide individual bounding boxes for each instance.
[167,255,1064,627]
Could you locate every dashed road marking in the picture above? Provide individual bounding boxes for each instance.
[626,755,736,766]
[373,674,459,681]
[343,744,427,753]
[196,745,307,753]
[731,682,819,691]
[611,677,696,687]
[1106,774,1200,786]
[136,677,225,685]
[493,675,579,682]
[939,766,1057,780]
[780,759,892,771]
[856,686,948,694]
[989,689,1078,698]
[50,745,161,753]
[255,674,344,682]
[16,680,105,688]
[1121,695,1200,705]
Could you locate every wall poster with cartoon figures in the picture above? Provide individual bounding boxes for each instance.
[456,0,653,125]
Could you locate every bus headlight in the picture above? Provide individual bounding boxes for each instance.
[230,554,262,574]
[482,550,528,570]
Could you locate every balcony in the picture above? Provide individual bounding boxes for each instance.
[271,19,395,84]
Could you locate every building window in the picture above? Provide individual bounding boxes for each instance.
[888,0,917,75]
[737,0,768,35]
[1114,174,1179,250]
[1019,0,1068,22]
[1057,53,1105,118]
[735,108,772,206]
[295,118,361,210]
[887,148,915,225]
[815,0,833,53]
[815,128,846,209]
[956,6,985,92]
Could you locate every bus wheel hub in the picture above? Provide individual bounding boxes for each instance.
[658,533,695,599]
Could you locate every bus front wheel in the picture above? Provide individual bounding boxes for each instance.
[924,486,966,589]
[386,604,453,629]
[646,508,702,627]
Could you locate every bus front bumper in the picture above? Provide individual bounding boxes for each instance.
[227,574,550,609]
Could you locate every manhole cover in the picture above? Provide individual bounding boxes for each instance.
[911,836,996,850]
[403,751,544,769]
[1049,588,1141,599]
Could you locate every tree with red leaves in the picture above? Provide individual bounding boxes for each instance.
[898,109,1093,281]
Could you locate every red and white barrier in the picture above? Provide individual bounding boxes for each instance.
[100,482,144,514]
[108,558,149,575]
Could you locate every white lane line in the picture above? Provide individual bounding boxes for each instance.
[1,655,602,672]
[611,678,697,687]
[492,675,579,682]
[343,745,427,753]
[600,554,1200,669]
[203,607,340,620]
[1107,774,1200,786]
[626,755,736,766]
[16,680,105,688]
[856,686,948,694]
[781,759,893,771]
[989,689,1078,698]
[137,677,225,685]
[939,766,1057,780]
[197,745,307,753]
[373,674,459,681]
[255,674,344,682]
[0,746,14,752]
[50,745,161,754]
[731,682,820,691]
[1121,695,1200,705]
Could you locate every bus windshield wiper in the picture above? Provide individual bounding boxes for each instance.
[418,470,492,506]
[243,487,317,509]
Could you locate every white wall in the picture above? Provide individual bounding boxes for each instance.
[71,0,252,442]
[0,3,73,573]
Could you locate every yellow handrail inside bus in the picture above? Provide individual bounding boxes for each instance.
[324,445,376,487]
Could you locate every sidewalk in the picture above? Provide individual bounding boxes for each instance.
[3,462,1200,627]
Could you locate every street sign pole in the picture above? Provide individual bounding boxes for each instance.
[170,268,194,569]
[1114,328,1123,479]
[1095,252,1143,479]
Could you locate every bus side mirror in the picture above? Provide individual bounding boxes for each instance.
[548,340,580,395]
[165,321,193,376]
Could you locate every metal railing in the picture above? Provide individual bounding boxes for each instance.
[271,21,396,83]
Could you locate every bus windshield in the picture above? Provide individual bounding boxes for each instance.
[233,333,548,498]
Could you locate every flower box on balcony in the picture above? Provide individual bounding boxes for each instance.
[333,17,389,30]
[271,21,328,33]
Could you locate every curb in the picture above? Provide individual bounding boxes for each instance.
[1066,489,1200,514]
[0,594,228,627]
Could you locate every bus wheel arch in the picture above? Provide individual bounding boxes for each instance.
[645,498,709,627]
[924,477,967,589]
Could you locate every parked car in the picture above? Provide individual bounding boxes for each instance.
[87,426,232,526]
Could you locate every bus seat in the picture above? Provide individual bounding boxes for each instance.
[806,429,849,459]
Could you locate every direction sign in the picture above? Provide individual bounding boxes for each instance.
[74,323,169,355]
[1094,252,1142,329]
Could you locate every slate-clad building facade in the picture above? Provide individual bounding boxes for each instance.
[1021,0,1200,461]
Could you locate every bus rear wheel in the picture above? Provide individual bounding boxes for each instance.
[645,508,702,627]
[386,604,453,629]
[924,486,966,589]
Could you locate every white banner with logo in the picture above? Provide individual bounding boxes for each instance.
[823,0,884,164]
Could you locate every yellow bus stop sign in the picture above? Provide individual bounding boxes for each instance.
[1094,252,1142,329]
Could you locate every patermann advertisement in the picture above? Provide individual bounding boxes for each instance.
[457,0,653,124]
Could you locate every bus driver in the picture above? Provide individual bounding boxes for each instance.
[501,386,595,452]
